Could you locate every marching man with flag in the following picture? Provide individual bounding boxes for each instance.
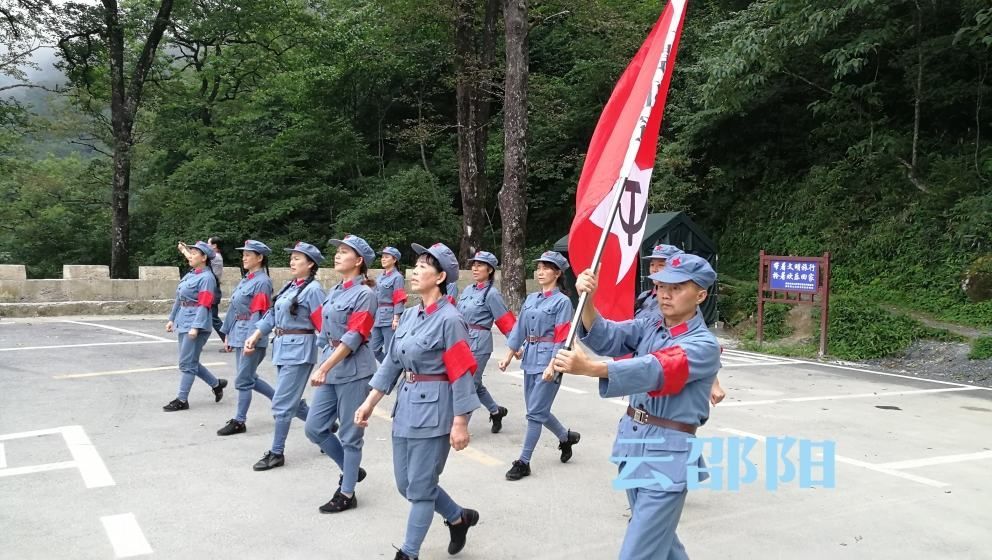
[546,1,722,556]
[552,255,720,559]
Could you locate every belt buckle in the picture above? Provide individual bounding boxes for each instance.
[404,371,414,383]
[275,328,283,337]
[632,408,648,424]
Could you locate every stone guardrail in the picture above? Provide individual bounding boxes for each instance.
[0,264,540,317]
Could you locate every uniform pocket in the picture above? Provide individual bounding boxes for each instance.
[405,383,440,428]
[277,334,308,362]
[375,306,394,323]
[639,436,690,492]
[415,334,442,351]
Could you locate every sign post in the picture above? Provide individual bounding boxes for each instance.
[757,251,832,356]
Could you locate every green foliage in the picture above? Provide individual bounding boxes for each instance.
[716,277,757,327]
[761,303,793,340]
[0,0,990,365]
[335,167,460,263]
[740,340,819,359]
[0,153,110,277]
[969,337,992,360]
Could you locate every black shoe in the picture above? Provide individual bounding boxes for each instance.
[252,451,285,471]
[162,399,189,412]
[489,406,508,433]
[393,551,417,560]
[318,489,357,513]
[337,467,367,488]
[505,460,530,481]
[212,378,228,402]
[445,508,479,555]
[217,419,246,436]
[331,420,340,434]
[559,430,581,463]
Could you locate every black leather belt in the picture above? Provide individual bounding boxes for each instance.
[403,371,448,383]
[275,328,314,337]
[626,406,698,435]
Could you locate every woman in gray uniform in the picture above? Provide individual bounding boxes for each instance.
[355,242,481,560]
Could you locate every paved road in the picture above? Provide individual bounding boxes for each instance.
[1,316,990,559]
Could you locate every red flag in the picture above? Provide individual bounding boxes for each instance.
[567,0,688,322]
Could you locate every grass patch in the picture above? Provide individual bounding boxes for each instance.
[739,340,819,358]
[969,337,992,360]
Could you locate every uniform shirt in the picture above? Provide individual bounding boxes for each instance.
[168,268,217,333]
[373,269,407,327]
[318,276,377,383]
[369,297,481,439]
[220,270,273,348]
[445,281,459,306]
[634,288,662,325]
[255,278,325,366]
[505,288,573,372]
[210,253,224,280]
[580,309,721,491]
[456,281,516,355]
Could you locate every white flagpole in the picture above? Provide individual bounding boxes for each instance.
[553,0,686,383]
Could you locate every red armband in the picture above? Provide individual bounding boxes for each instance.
[197,290,215,307]
[392,288,408,306]
[494,311,516,336]
[249,292,271,314]
[647,346,689,397]
[310,305,323,331]
[442,339,477,382]
[347,310,374,341]
[553,322,570,343]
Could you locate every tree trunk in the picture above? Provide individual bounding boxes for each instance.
[102,0,175,277]
[104,0,130,278]
[454,0,499,261]
[499,0,528,311]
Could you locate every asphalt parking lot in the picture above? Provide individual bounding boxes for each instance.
[1,316,990,559]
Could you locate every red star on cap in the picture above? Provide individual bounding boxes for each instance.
[671,257,682,267]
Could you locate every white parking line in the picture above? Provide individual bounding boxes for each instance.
[60,425,115,488]
[784,358,992,391]
[0,442,5,468]
[719,427,950,488]
[721,360,799,368]
[719,386,981,407]
[0,340,170,352]
[55,362,226,380]
[875,450,992,470]
[723,349,800,362]
[101,513,153,558]
[62,320,171,342]
[0,461,78,478]
[0,426,114,488]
